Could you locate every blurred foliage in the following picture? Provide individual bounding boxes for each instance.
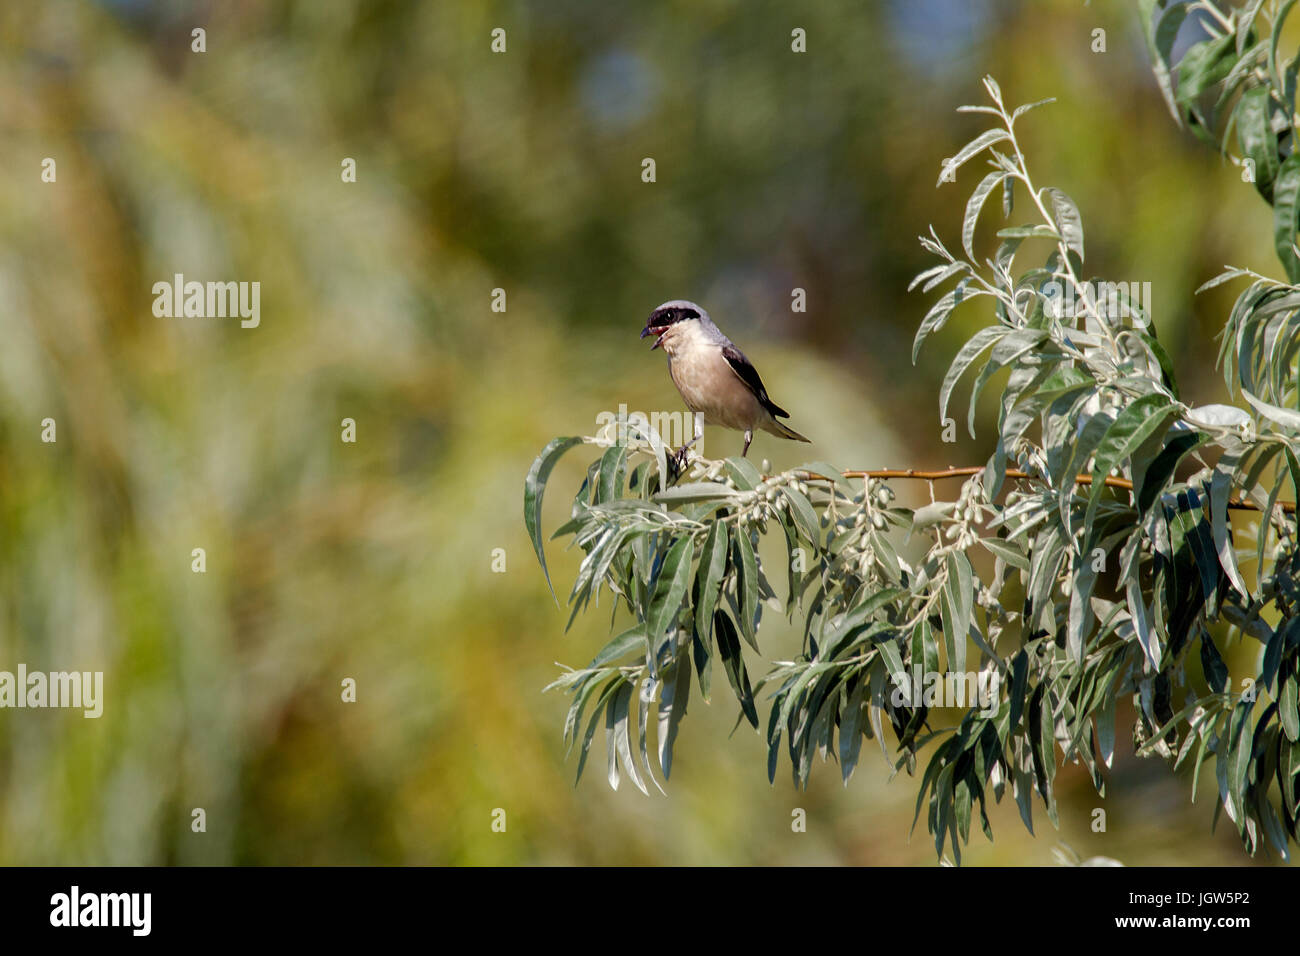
[0,0,1286,863]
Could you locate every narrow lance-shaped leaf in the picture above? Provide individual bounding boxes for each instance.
[1243,387,1300,432]
[657,653,692,780]
[940,326,1004,425]
[596,443,628,504]
[937,128,1010,187]
[1273,150,1300,283]
[694,521,728,644]
[1067,550,1097,665]
[1236,85,1279,199]
[609,681,648,795]
[781,486,822,547]
[963,171,1005,258]
[525,436,585,602]
[715,610,759,729]
[943,552,973,673]
[732,527,760,649]
[1043,187,1084,260]
[647,535,695,645]
[1209,466,1249,599]
[1085,394,1177,536]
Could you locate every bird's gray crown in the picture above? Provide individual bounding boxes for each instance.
[648,300,706,328]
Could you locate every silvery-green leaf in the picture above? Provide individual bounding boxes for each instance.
[963,171,1006,258]
[525,436,586,602]
[1243,387,1300,431]
[936,128,1010,187]
[1185,403,1251,428]
[1043,187,1085,260]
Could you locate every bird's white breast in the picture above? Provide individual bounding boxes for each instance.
[660,322,764,431]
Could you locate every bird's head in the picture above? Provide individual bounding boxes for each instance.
[640,300,704,350]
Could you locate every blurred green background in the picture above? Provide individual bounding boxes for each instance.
[0,0,1288,864]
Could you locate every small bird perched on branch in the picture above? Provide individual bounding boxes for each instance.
[639,299,810,462]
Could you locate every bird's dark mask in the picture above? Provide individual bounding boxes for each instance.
[640,306,700,350]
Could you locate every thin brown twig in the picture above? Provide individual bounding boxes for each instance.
[793,465,1296,514]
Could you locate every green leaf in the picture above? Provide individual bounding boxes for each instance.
[1279,656,1299,743]
[1043,187,1084,260]
[609,681,648,794]
[575,678,621,784]
[657,653,692,778]
[937,129,1010,186]
[1243,387,1300,432]
[1008,650,1029,731]
[1067,550,1097,664]
[821,589,904,659]
[963,171,1006,258]
[913,284,969,363]
[653,481,737,504]
[1209,466,1249,599]
[1201,630,1229,695]
[647,535,695,645]
[1238,0,1267,54]
[1129,576,1160,672]
[1270,1,1299,85]
[1174,488,1220,619]
[1139,331,1179,399]
[940,326,1004,425]
[587,625,648,669]
[637,677,664,794]
[839,678,867,782]
[1056,411,1111,519]
[1174,35,1236,105]
[943,552,973,672]
[1086,394,1177,536]
[732,527,760,649]
[1139,0,1188,122]
[564,672,608,755]
[1273,150,1300,283]
[723,457,762,490]
[596,443,628,504]
[1137,430,1206,514]
[1011,97,1056,122]
[967,328,1047,438]
[877,638,907,693]
[1236,85,1279,200]
[1226,699,1256,813]
[979,535,1029,571]
[995,224,1060,240]
[921,261,970,294]
[525,436,585,602]
[715,610,759,728]
[694,521,728,645]
[781,486,822,547]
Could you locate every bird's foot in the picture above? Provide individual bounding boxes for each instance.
[668,444,694,483]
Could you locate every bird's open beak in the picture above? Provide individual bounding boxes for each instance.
[641,323,667,350]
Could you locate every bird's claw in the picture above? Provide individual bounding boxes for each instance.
[668,444,693,483]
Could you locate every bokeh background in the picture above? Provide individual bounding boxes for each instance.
[0,0,1290,864]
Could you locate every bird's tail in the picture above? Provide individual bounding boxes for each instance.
[767,419,811,443]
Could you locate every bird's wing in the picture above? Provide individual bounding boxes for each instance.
[721,344,789,418]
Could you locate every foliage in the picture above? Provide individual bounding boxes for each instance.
[527,29,1300,861]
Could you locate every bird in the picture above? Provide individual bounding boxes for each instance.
[639,299,810,461]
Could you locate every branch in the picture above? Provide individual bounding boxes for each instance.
[793,465,1295,514]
